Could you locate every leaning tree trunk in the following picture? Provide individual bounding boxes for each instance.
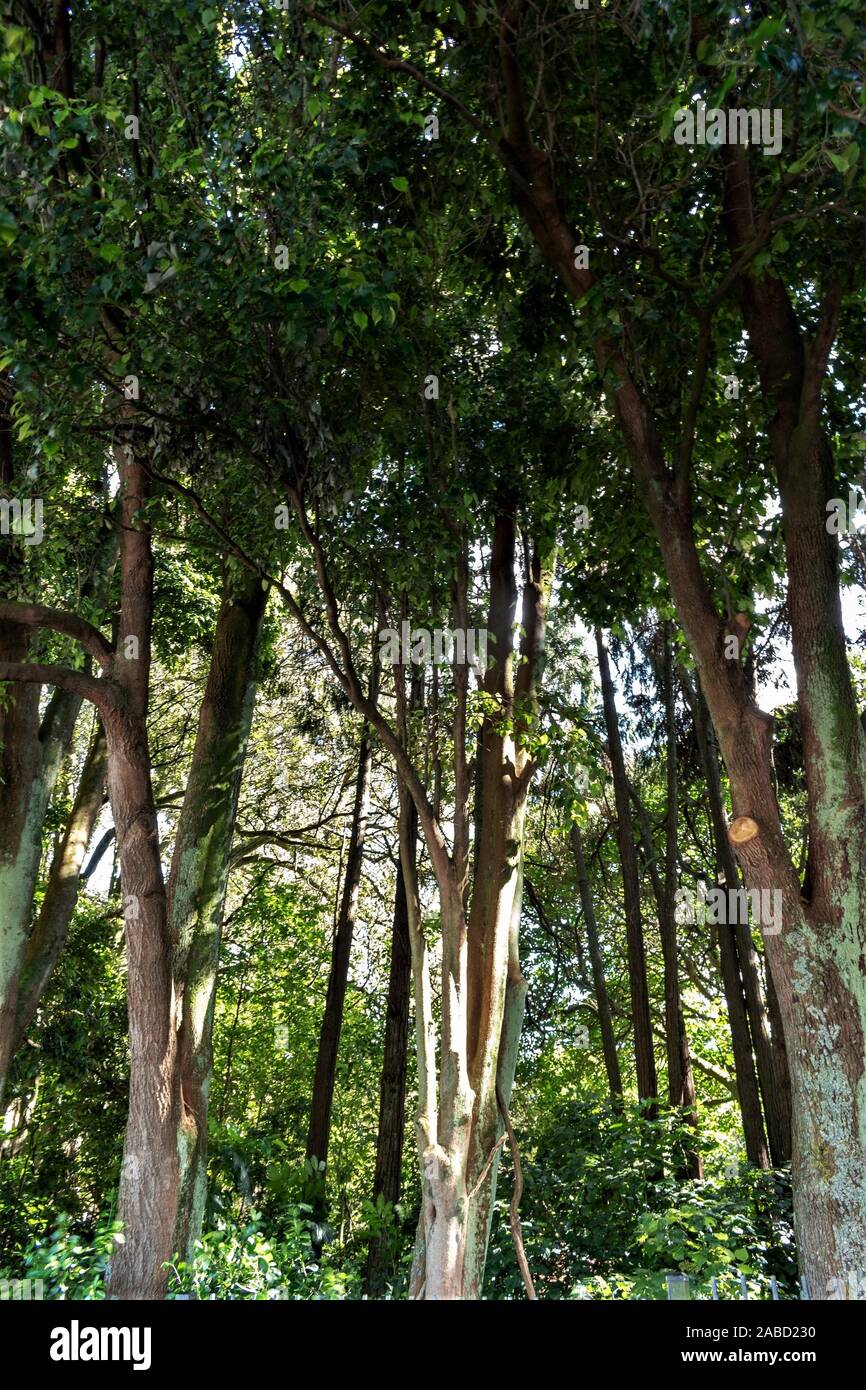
[0,417,86,1100]
[596,629,658,1112]
[170,569,268,1260]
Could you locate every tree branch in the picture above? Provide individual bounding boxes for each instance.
[0,601,114,669]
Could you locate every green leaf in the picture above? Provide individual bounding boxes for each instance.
[747,17,784,48]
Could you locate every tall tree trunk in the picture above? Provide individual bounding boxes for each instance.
[681,671,771,1168]
[0,413,88,1101]
[0,528,113,1102]
[595,629,658,1111]
[364,799,416,1297]
[485,13,857,1278]
[660,623,701,1177]
[105,439,179,1300]
[284,493,550,1300]
[0,612,43,1109]
[306,668,376,1178]
[12,720,108,1050]
[683,670,790,1161]
[460,531,552,1300]
[763,962,792,1163]
[169,569,268,1260]
[569,820,623,1105]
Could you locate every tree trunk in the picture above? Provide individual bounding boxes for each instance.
[0,612,43,1108]
[485,15,823,1256]
[306,670,375,1177]
[569,820,623,1105]
[105,441,179,1301]
[170,569,268,1260]
[681,670,771,1168]
[660,623,701,1177]
[0,518,113,1101]
[595,629,658,1111]
[286,495,550,1300]
[364,799,416,1297]
[686,668,792,1161]
[0,406,85,1098]
[459,531,552,1300]
[12,720,108,1050]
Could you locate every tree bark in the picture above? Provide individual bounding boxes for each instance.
[364,799,416,1297]
[12,720,108,1050]
[681,670,771,1168]
[306,666,376,1177]
[170,569,268,1260]
[689,672,790,1164]
[595,629,658,1111]
[0,400,89,1099]
[0,524,113,1102]
[0,610,43,1108]
[569,820,623,1105]
[280,490,550,1299]
[104,440,180,1300]
[660,622,702,1177]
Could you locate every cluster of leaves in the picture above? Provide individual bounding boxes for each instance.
[167,1215,358,1302]
[484,1101,796,1301]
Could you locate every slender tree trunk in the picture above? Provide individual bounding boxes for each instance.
[595,629,658,1111]
[170,569,268,1260]
[364,799,416,1297]
[569,821,623,1105]
[660,623,701,1177]
[306,669,376,1176]
[763,961,792,1162]
[12,721,108,1050]
[0,613,42,1108]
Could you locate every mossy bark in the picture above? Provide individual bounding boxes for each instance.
[169,570,268,1261]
